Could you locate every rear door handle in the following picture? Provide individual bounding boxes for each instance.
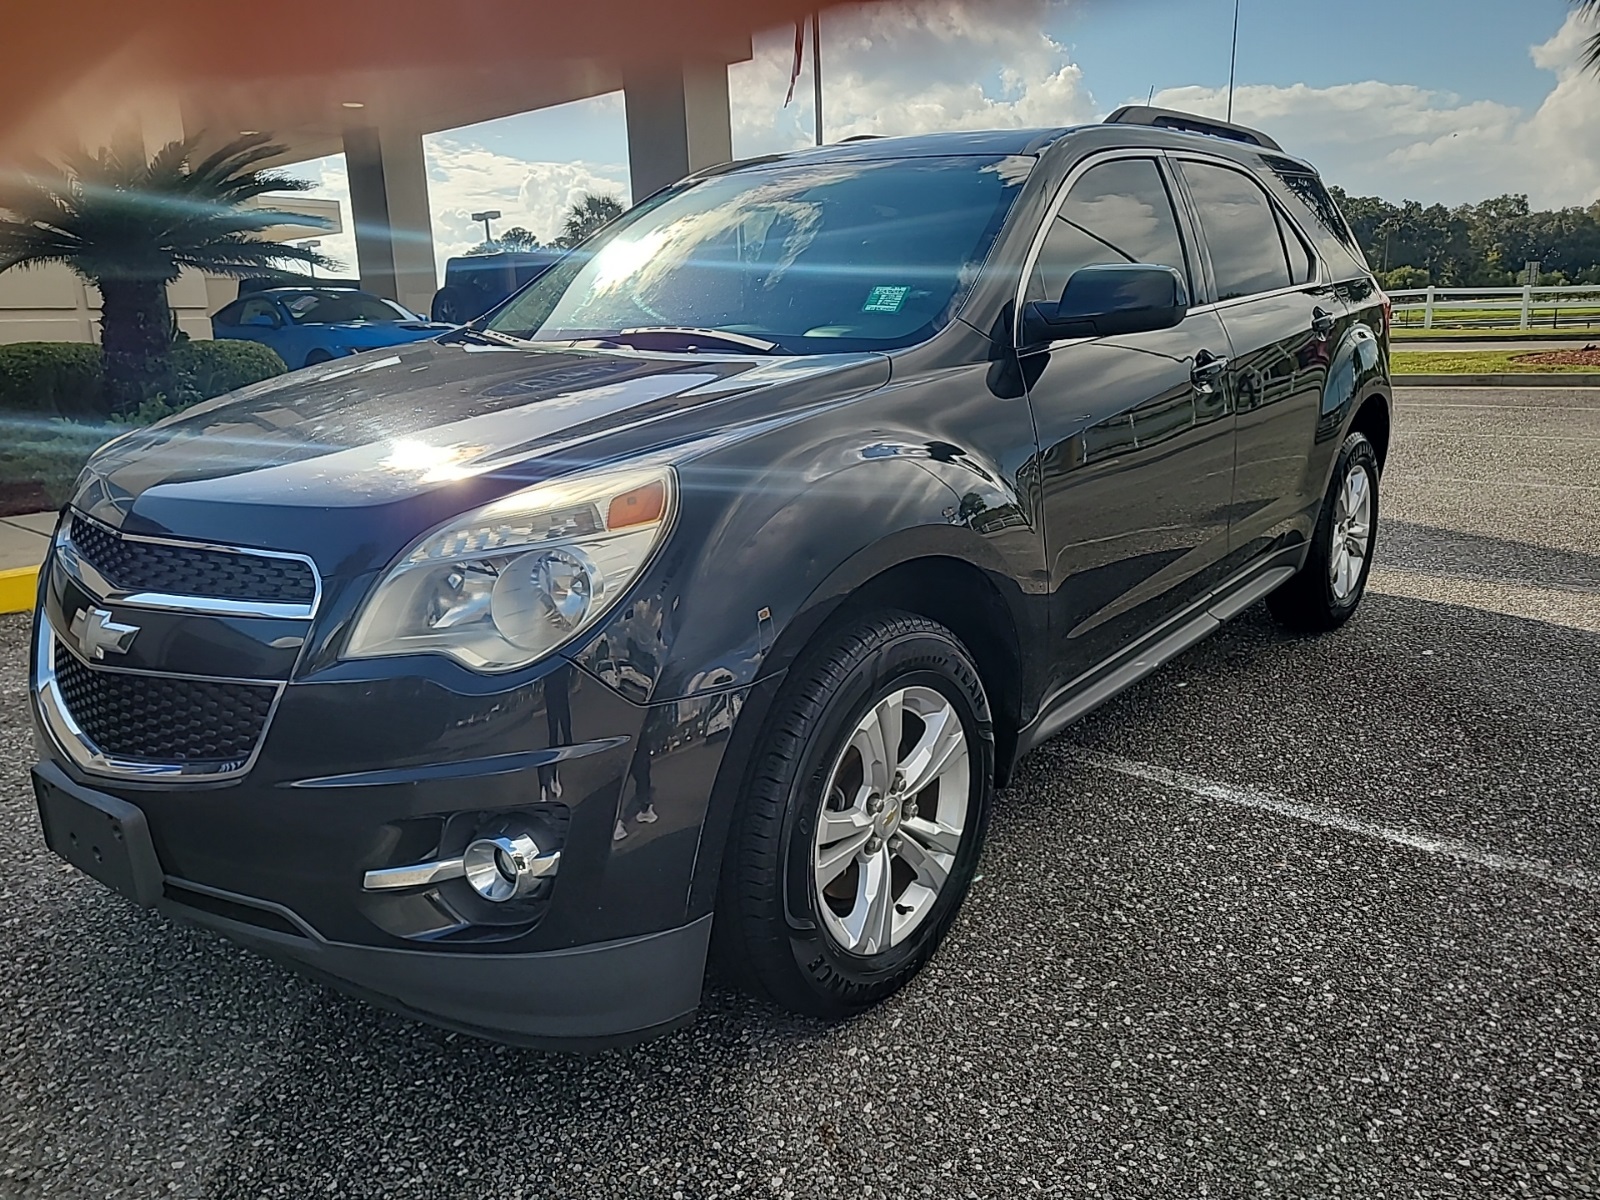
[1191,353,1229,390]
[1311,306,1337,338]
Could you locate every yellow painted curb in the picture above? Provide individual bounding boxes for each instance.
[0,566,40,615]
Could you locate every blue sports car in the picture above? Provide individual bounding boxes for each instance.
[211,287,455,369]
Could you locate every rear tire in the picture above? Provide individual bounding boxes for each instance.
[717,612,994,1018]
[1268,430,1380,632]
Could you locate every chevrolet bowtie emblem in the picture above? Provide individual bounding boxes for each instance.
[70,606,140,661]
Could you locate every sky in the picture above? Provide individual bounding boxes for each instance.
[291,0,1600,283]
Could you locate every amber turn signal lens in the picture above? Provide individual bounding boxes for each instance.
[606,479,667,529]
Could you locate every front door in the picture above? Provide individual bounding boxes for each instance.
[1021,154,1237,692]
[1176,158,1338,571]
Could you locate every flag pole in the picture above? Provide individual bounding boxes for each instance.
[811,10,824,145]
[1227,0,1240,121]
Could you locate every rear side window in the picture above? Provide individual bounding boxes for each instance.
[1277,209,1317,285]
[1180,161,1292,301]
[1026,158,1190,305]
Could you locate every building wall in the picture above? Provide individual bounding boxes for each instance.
[0,266,215,346]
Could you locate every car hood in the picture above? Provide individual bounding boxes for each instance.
[74,339,889,570]
[322,320,451,335]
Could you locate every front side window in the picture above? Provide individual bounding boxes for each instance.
[1180,162,1293,301]
[285,292,412,325]
[237,297,280,325]
[1026,158,1190,305]
[486,155,1033,354]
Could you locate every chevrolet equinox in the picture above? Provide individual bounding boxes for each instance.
[31,107,1392,1048]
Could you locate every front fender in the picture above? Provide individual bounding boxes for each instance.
[570,426,1040,704]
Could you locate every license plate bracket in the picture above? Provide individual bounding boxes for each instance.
[33,769,163,907]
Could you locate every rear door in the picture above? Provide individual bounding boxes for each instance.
[1021,154,1236,690]
[1175,157,1339,573]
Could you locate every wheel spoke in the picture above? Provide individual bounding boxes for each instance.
[842,847,894,954]
[900,815,962,856]
[894,831,950,893]
[898,703,965,797]
[854,697,900,797]
[815,802,873,890]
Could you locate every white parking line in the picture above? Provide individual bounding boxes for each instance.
[1083,751,1600,894]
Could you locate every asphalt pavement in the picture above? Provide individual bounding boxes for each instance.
[2,386,1598,1198]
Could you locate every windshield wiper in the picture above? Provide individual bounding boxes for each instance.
[608,327,783,355]
[443,326,531,348]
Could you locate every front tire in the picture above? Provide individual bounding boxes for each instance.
[717,612,994,1018]
[1268,430,1380,632]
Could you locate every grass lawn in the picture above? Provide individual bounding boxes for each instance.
[1391,350,1600,375]
[1392,326,1600,342]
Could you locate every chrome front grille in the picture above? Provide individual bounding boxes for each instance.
[67,513,318,611]
[53,641,276,765]
[35,510,314,781]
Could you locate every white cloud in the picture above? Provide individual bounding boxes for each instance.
[421,138,628,264]
[730,0,1092,155]
[292,143,629,284]
[1152,11,1600,208]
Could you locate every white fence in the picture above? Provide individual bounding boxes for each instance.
[1388,285,1600,331]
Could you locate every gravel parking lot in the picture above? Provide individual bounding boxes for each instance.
[2,385,1598,1199]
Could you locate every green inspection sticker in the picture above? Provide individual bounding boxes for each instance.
[862,285,910,314]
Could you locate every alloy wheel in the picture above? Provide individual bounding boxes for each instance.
[1329,461,1374,601]
[812,685,971,956]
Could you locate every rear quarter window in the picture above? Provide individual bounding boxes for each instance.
[1259,161,1372,281]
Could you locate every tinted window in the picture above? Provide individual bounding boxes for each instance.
[488,155,1033,354]
[1277,209,1317,285]
[284,292,411,324]
[1261,165,1372,280]
[1181,162,1292,300]
[237,297,281,325]
[213,302,242,327]
[1027,158,1188,305]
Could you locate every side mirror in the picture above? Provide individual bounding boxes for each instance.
[244,312,279,328]
[1022,263,1189,346]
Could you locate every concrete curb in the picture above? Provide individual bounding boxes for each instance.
[1394,373,1600,388]
[0,566,39,615]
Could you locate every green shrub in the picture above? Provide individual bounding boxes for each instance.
[0,342,105,419]
[0,339,287,420]
[167,339,286,406]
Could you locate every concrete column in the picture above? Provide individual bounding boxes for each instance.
[623,59,734,202]
[342,124,438,316]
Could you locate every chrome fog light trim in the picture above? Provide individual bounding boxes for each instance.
[362,833,560,901]
[462,833,560,902]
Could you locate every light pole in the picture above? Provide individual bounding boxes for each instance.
[298,239,321,280]
[470,209,501,245]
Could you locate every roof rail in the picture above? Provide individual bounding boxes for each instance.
[1103,105,1282,153]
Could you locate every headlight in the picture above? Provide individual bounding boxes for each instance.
[345,465,676,671]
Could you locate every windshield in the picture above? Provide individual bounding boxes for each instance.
[486,154,1033,354]
[285,292,414,325]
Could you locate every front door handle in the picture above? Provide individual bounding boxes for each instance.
[1311,306,1338,339]
[1191,352,1229,391]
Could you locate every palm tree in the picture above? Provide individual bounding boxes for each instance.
[0,134,332,414]
[554,194,624,249]
[1580,0,1600,71]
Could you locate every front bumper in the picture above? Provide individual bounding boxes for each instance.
[30,521,749,1047]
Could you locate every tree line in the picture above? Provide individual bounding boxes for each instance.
[1330,186,1600,289]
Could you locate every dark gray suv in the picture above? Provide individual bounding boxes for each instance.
[31,107,1391,1048]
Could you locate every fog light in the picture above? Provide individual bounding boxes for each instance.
[461,832,558,902]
